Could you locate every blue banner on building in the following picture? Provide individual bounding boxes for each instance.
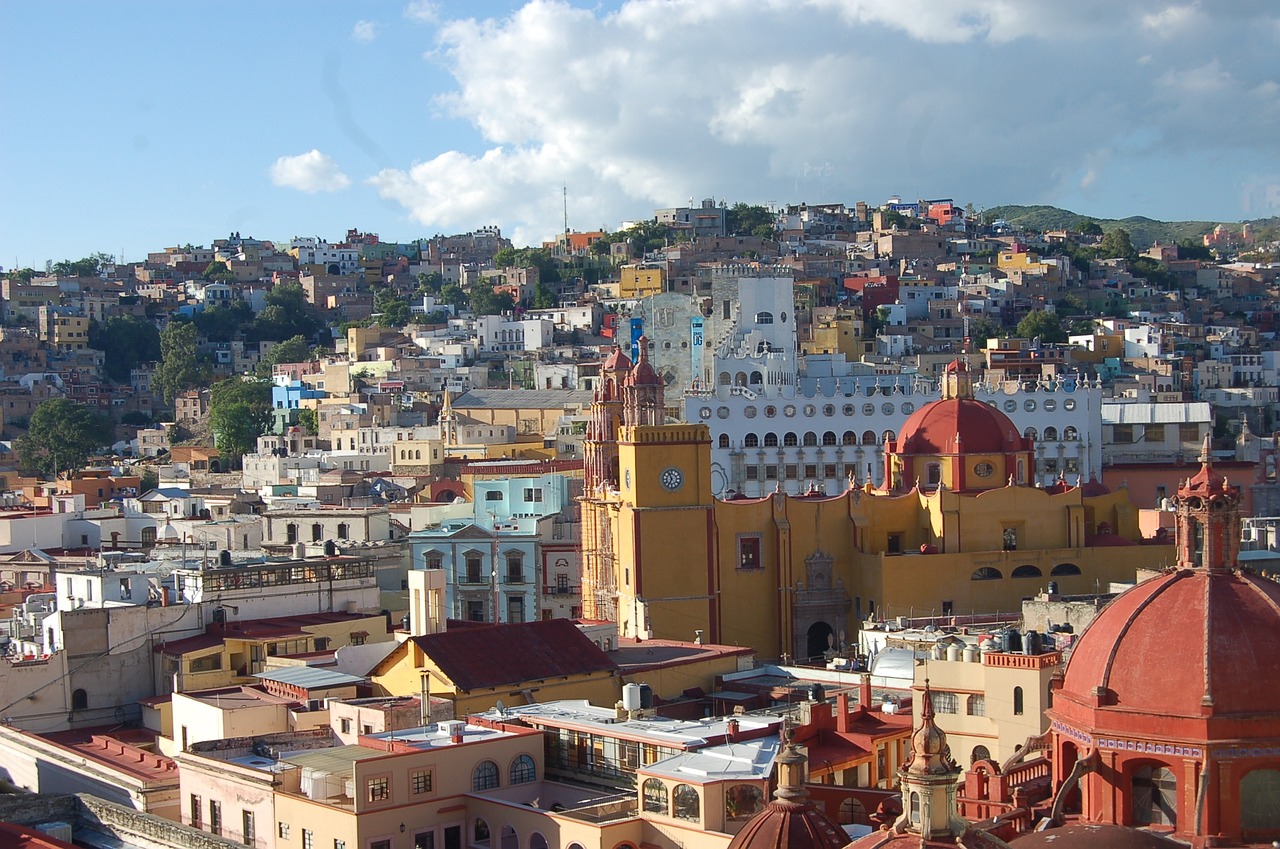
[691,316,704,385]
[629,317,645,361]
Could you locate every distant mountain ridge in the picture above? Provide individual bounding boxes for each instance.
[981,204,1278,249]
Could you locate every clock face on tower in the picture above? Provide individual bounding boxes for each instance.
[660,467,684,491]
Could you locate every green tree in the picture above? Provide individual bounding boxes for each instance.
[193,300,253,343]
[1015,310,1067,344]
[1177,238,1213,262]
[532,281,556,309]
[256,335,312,377]
[52,253,112,278]
[967,315,1003,348]
[207,378,272,463]
[1098,228,1137,260]
[1078,219,1104,237]
[154,322,204,405]
[251,282,322,343]
[373,286,411,328]
[17,398,115,477]
[725,203,776,237]
[297,408,318,436]
[440,283,467,310]
[469,279,515,316]
[89,315,162,382]
[201,261,237,283]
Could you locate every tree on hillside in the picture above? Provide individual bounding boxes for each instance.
[1077,219,1104,236]
[373,286,411,328]
[17,399,115,477]
[256,335,312,377]
[469,279,515,316]
[1016,310,1067,344]
[967,315,1003,349]
[89,315,161,383]
[52,253,112,278]
[725,203,776,237]
[1098,228,1137,260]
[201,261,237,283]
[1177,239,1213,262]
[207,378,272,464]
[154,321,205,405]
[251,282,323,343]
[193,300,253,343]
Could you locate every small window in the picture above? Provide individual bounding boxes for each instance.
[411,769,432,794]
[1013,686,1025,715]
[738,536,762,570]
[473,760,500,791]
[510,754,536,784]
[367,776,389,802]
[755,311,774,325]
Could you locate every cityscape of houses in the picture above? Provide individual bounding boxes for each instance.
[1,197,1279,849]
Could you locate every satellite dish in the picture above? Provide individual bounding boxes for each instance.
[495,700,506,716]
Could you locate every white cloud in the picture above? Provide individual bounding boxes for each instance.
[352,20,378,42]
[369,0,1280,241]
[270,150,352,193]
[1141,3,1202,37]
[404,1,439,23]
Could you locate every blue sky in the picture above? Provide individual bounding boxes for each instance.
[3,1,1279,268]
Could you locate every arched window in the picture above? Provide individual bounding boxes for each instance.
[1024,427,1038,441]
[642,778,668,814]
[725,784,764,820]
[1064,426,1079,441]
[749,371,764,385]
[755,311,774,325]
[473,819,491,847]
[803,432,817,447]
[837,798,867,825]
[783,433,798,447]
[1240,768,1280,829]
[337,523,349,539]
[971,745,991,765]
[842,431,857,445]
[1011,565,1043,578]
[862,430,877,446]
[881,430,896,444]
[764,433,779,447]
[744,433,759,448]
[971,567,1003,581]
[311,523,323,542]
[718,434,730,449]
[1051,563,1081,576]
[473,760,499,791]
[529,834,549,849]
[1043,426,1059,441]
[673,784,700,821]
[719,372,731,385]
[822,431,837,446]
[1132,765,1177,826]
[286,524,298,544]
[1013,686,1024,716]
[71,689,88,710]
[931,691,958,714]
[966,694,984,716]
[510,754,535,784]
[910,791,920,823]
[927,463,941,485]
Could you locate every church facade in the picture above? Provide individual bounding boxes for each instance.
[582,355,1174,661]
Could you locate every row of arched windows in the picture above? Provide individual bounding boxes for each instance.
[285,522,350,543]
[971,563,1081,581]
[1024,426,1079,442]
[640,779,703,820]
[472,755,536,791]
[737,431,893,449]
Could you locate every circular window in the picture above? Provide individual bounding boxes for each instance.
[784,405,797,417]
[1024,400,1037,412]
[974,462,995,477]
[863,404,875,416]
[1064,399,1076,411]
[780,312,787,323]
[1003,400,1017,412]
[717,407,730,419]
[681,341,688,348]
[699,407,712,420]
[882,403,894,415]
[744,406,757,419]
[843,404,855,416]
[765,405,777,418]
[902,402,915,414]
[663,341,671,349]
[1043,399,1056,412]
[803,404,816,417]
[823,404,835,417]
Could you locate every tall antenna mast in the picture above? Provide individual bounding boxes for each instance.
[563,185,569,235]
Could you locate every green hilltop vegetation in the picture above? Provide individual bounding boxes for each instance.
[982,204,1279,249]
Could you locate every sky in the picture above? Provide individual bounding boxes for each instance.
[3,0,1280,268]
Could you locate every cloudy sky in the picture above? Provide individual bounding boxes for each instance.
[3,0,1279,266]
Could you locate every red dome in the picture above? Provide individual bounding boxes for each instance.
[725,799,849,849]
[896,398,1027,455]
[1056,568,1280,722]
[626,336,663,386]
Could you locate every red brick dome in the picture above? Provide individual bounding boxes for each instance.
[725,799,849,849]
[1055,567,1280,724]
[896,397,1028,455]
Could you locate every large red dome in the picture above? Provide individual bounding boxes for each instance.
[896,398,1027,455]
[1055,567,1280,726]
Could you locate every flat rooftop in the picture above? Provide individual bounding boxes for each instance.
[472,700,779,748]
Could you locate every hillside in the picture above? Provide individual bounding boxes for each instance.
[980,204,1274,248]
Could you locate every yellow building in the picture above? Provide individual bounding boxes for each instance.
[581,357,1173,662]
[620,265,666,298]
[369,617,621,716]
[802,308,864,358]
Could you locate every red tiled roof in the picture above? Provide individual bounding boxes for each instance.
[411,619,617,691]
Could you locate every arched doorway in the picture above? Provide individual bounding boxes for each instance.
[499,826,518,849]
[1058,741,1081,814]
[806,621,834,661]
[1132,764,1177,826]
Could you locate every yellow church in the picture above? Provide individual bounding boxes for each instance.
[581,352,1175,661]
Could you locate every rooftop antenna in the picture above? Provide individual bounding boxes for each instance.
[563,185,569,235]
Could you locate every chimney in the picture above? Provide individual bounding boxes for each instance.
[860,673,873,710]
[837,692,850,733]
[726,718,739,743]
